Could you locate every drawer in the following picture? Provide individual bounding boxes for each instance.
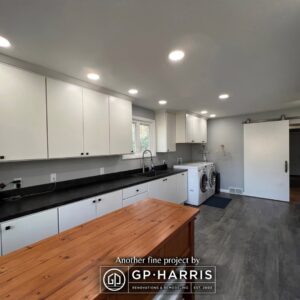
[122,183,148,199]
[123,192,148,207]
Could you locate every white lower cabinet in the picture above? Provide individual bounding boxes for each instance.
[123,192,148,207]
[1,208,58,255]
[176,172,188,204]
[58,190,123,232]
[96,190,122,217]
[58,197,97,232]
[148,175,178,204]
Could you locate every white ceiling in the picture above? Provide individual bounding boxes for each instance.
[0,0,300,117]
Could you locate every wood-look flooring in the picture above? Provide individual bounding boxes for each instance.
[194,193,300,300]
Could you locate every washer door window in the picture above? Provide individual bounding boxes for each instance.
[200,173,208,193]
[209,170,216,188]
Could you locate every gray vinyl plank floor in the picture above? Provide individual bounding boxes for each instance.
[194,194,300,300]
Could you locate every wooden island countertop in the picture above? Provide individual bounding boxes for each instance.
[0,199,199,299]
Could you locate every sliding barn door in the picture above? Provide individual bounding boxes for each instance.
[244,120,289,202]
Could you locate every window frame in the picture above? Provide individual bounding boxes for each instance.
[122,116,156,160]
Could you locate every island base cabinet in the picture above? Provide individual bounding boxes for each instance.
[1,208,58,255]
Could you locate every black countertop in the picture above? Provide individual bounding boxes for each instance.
[0,168,187,222]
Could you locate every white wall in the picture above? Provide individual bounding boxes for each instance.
[192,107,300,190]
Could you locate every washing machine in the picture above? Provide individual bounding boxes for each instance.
[207,163,216,198]
[174,162,212,206]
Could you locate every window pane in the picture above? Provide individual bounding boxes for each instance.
[139,124,150,152]
[132,123,137,153]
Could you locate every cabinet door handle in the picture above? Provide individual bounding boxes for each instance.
[181,173,185,176]
[86,152,89,155]
[98,198,102,202]
[92,200,96,203]
[0,155,5,159]
[285,161,288,173]
[5,225,12,231]
[163,178,168,182]
[81,153,84,156]
[136,189,139,192]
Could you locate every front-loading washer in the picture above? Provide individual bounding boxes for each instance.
[174,162,211,206]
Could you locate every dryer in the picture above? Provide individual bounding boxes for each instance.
[174,162,213,206]
[207,163,216,198]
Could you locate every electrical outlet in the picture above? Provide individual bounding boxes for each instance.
[50,173,56,183]
[13,178,22,189]
[100,167,105,175]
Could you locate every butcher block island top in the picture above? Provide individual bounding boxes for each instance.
[0,199,199,299]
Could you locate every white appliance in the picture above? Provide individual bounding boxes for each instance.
[174,162,215,206]
[206,163,216,198]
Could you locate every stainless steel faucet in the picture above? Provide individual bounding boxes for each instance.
[142,150,154,173]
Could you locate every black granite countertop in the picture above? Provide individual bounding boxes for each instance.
[0,168,187,222]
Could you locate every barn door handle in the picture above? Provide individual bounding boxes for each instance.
[285,161,288,173]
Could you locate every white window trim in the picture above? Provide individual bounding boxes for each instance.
[122,116,156,160]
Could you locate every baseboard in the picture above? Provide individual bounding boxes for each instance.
[220,189,229,193]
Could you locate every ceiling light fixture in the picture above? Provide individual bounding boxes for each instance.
[0,36,11,48]
[168,50,185,62]
[128,89,138,95]
[219,94,230,100]
[158,100,167,105]
[210,114,216,118]
[87,73,100,80]
[200,110,208,115]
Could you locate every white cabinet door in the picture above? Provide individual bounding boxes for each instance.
[0,63,47,161]
[58,197,97,232]
[1,209,58,255]
[109,97,132,155]
[83,89,109,156]
[167,113,176,152]
[123,192,148,207]
[148,177,165,200]
[186,114,198,143]
[198,118,207,144]
[47,78,84,158]
[176,172,188,204]
[148,176,178,203]
[96,190,123,217]
[156,112,176,152]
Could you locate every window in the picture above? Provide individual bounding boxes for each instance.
[123,117,156,159]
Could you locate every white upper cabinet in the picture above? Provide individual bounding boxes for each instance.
[109,96,132,155]
[176,113,207,144]
[47,78,84,158]
[83,89,109,156]
[0,63,47,161]
[198,117,207,144]
[156,111,176,152]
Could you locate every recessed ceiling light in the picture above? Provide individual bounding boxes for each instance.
[128,89,138,95]
[201,110,208,115]
[87,73,100,80]
[219,94,230,100]
[210,114,216,118]
[168,50,185,62]
[158,100,167,105]
[0,36,11,48]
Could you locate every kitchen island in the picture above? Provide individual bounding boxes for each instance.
[0,198,199,299]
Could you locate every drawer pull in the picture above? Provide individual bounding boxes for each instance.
[98,198,102,202]
[92,200,96,203]
[136,189,139,192]
[5,226,12,231]
[0,155,5,159]
[163,179,168,182]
